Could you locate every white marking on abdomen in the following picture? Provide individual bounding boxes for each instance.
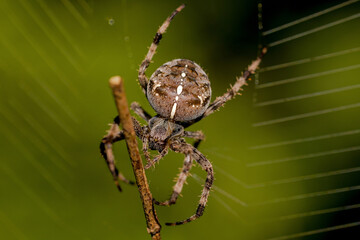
[170,103,177,119]
[181,72,186,77]
[198,95,203,105]
[177,85,183,95]
[152,83,161,92]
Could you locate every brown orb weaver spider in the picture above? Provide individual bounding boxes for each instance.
[100,4,266,226]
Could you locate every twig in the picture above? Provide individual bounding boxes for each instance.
[109,76,161,240]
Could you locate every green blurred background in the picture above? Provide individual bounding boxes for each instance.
[1,0,359,239]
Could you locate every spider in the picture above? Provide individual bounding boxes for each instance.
[100,4,265,226]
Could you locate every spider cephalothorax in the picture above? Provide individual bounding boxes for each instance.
[147,116,183,150]
[100,4,265,226]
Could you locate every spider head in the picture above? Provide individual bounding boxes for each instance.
[147,59,211,123]
[149,117,183,142]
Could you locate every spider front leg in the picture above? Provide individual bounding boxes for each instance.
[154,131,205,206]
[99,117,135,191]
[138,4,185,94]
[165,140,214,226]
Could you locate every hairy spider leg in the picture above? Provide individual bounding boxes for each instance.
[129,102,154,164]
[131,100,173,170]
[100,118,134,191]
[185,47,267,127]
[100,116,145,191]
[138,4,185,94]
[165,139,214,226]
[131,102,177,170]
[131,102,152,122]
[141,134,152,165]
[130,101,171,169]
[145,145,170,169]
[203,47,267,118]
[183,130,205,149]
[154,130,205,206]
[154,154,192,206]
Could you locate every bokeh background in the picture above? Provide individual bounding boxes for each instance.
[1,0,359,239]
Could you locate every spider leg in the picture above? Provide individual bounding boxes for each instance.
[202,48,266,118]
[100,118,134,191]
[154,154,193,206]
[183,130,205,149]
[184,48,267,127]
[130,101,154,164]
[144,145,169,169]
[131,102,152,122]
[165,140,214,226]
[141,134,152,166]
[138,4,185,94]
[154,131,204,206]
[136,120,169,170]
[99,116,144,191]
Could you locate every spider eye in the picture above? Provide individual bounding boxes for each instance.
[147,59,212,122]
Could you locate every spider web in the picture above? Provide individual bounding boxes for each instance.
[0,0,110,238]
[248,0,360,239]
[189,1,360,239]
[1,1,359,239]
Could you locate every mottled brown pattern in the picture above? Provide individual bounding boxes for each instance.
[147,59,211,122]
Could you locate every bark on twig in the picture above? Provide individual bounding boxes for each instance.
[109,76,161,240]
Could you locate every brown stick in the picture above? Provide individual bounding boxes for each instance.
[109,76,161,240]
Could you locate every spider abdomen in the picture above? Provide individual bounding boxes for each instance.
[147,59,211,122]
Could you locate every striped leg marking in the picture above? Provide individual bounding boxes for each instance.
[154,155,193,206]
[183,130,205,149]
[202,47,267,119]
[99,117,135,191]
[166,141,214,226]
[130,102,152,122]
[138,4,186,94]
[154,131,204,206]
[145,146,169,169]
